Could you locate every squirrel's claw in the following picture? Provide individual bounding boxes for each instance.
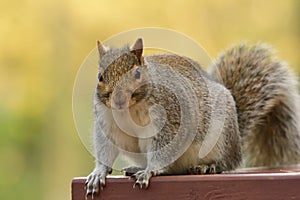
[132,170,153,189]
[85,171,106,197]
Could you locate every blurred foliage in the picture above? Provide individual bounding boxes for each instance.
[0,0,299,199]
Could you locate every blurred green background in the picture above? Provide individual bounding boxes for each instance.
[0,0,299,199]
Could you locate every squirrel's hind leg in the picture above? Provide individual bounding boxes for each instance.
[122,166,145,176]
[188,163,223,175]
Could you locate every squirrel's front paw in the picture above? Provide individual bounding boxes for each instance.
[132,170,155,189]
[85,170,108,197]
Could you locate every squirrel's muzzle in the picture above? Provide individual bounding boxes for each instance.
[111,90,129,110]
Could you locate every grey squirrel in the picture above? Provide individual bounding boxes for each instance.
[85,38,300,196]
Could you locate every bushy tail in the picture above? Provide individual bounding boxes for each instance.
[209,43,300,167]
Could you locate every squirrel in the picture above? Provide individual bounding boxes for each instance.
[85,38,300,196]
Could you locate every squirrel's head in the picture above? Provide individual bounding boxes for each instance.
[96,38,148,110]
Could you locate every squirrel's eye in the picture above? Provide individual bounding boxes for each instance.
[98,72,103,82]
[135,68,141,80]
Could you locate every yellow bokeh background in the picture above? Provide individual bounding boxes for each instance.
[0,0,299,199]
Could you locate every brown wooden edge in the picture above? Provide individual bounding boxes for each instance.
[72,166,300,200]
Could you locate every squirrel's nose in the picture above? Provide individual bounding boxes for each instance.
[112,91,127,108]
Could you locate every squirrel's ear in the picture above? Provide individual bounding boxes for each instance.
[97,40,106,56]
[130,38,143,62]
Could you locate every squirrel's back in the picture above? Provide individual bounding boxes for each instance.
[209,43,300,167]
